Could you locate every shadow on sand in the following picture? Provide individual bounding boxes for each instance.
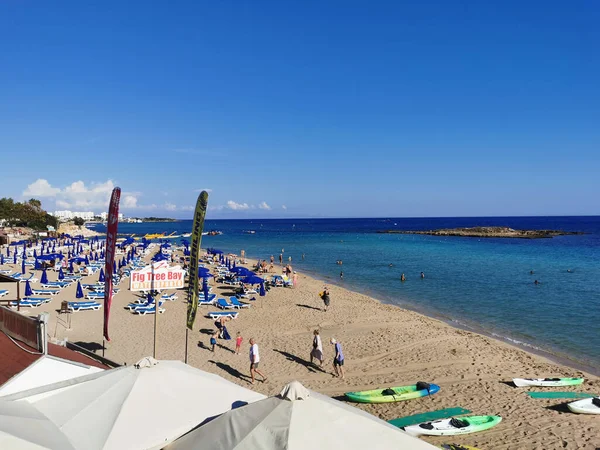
[295,303,322,311]
[272,349,326,374]
[208,360,250,382]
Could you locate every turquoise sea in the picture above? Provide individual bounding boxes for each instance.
[94,216,600,373]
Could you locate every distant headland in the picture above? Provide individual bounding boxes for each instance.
[377,226,584,239]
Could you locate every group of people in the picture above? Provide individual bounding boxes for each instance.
[310,330,345,378]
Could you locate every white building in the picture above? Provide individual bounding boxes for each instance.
[53,211,95,221]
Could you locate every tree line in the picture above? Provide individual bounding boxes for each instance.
[0,197,59,230]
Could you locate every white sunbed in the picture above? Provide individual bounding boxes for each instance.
[133,306,165,315]
[31,289,60,296]
[208,311,239,320]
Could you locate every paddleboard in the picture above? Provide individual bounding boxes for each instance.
[345,382,439,403]
[567,397,600,414]
[512,377,584,387]
[404,415,502,437]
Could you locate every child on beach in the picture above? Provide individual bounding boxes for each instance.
[235,332,243,355]
[210,331,218,352]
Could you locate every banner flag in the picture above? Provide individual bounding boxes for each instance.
[186,191,209,330]
[103,187,121,341]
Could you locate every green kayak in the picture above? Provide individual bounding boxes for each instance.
[405,415,502,436]
[345,382,440,403]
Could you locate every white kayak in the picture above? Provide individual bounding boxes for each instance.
[567,397,600,415]
[404,416,502,437]
[512,377,584,388]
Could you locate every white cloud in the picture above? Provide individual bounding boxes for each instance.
[208,205,224,211]
[122,195,138,208]
[282,205,287,210]
[258,201,271,210]
[23,179,61,197]
[165,203,177,211]
[22,178,145,212]
[226,200,251,211]
[180,205,194,211]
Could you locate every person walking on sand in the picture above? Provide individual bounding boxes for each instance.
[210,331,218,352]
[330,338,345,379]
[310,330,324,366]
[235,331,243,355]
[249,338,267,384]
[320,287,330,311]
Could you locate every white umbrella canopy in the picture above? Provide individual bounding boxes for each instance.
[0,400,76,449]
[167,381,439,450]
[1,357,266,450]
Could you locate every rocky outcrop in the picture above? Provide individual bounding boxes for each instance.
[377,226,584,239]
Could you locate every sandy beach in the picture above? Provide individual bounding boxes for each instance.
[2,251,599,450]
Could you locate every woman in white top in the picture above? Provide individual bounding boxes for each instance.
[249,338,267,384]
[310,330,324,366]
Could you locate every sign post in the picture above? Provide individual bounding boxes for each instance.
[130,262,185,358]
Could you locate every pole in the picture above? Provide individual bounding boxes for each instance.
[152,263,158,359]
[184,328,189,364]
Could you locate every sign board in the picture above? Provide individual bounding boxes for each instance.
[130,262,185,292]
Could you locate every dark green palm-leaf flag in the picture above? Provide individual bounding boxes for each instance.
[186,191,209,330]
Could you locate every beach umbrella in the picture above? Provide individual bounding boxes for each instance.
[94,252,98,261]
[58,267,65,280]
[242,275,264,285]
[0,358,266,450]
[75,281,84,299]
[69,261,74,274]
[0,254,4,265]
[113,260,117,273]
[85,255,90,265]
[40,269,48,285]
[165,381,437,450]
[121,256,126,267]
[99,268,105,283]
[21,259,26,275]
[259,282,266,297]
[13,253,17,264]
[233,260,236,269]
[6,247,10,257]
[33,249,37,258]
[25,280,33,297]
[202,277,210,300]
[0,400,76,450]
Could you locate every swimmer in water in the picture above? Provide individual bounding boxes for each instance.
[340,271,343,279]
[420,272,425,279]
[534,280,539,285]
[389,263,393,267]
[400,273,406,282]
[530,270,534,275]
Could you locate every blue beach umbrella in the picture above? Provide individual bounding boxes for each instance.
[13,253,17,264]
[25,280,33,297]
[33,249,37,258]
[259,282,266,297]
[243,275,264,285]
[41,269,48,285]
[113,260,117,273]
[21,259,26,275]
[6,247,10,257]
[69,261,74,273]
[99,268,105,283]
[76,281,84,299]
[95,252,99,261]
[121,257,126,267]
[0,254,4,265]
[202,277,210,300]
[233,260,236,269]
[58,267,65,280]
[85,255,90,265]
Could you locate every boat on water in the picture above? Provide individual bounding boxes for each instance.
[182,233,191,238]
[139,231,177,240]
[202,230,223,236]
[243,230,256,234]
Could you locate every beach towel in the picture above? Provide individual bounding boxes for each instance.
[222,326,231,340]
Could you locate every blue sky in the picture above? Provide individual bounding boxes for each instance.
[1,1,598,218]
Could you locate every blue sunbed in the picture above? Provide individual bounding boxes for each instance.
[32,289,60,296]
[216,298,235,309]
[229,297,250,309]
[68,301,102,312]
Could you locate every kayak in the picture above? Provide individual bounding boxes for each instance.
[345,382,440,403]
[440,445,481,450]
[513,377,584,387]
[567,397,600,414]
[404,415,502,437]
